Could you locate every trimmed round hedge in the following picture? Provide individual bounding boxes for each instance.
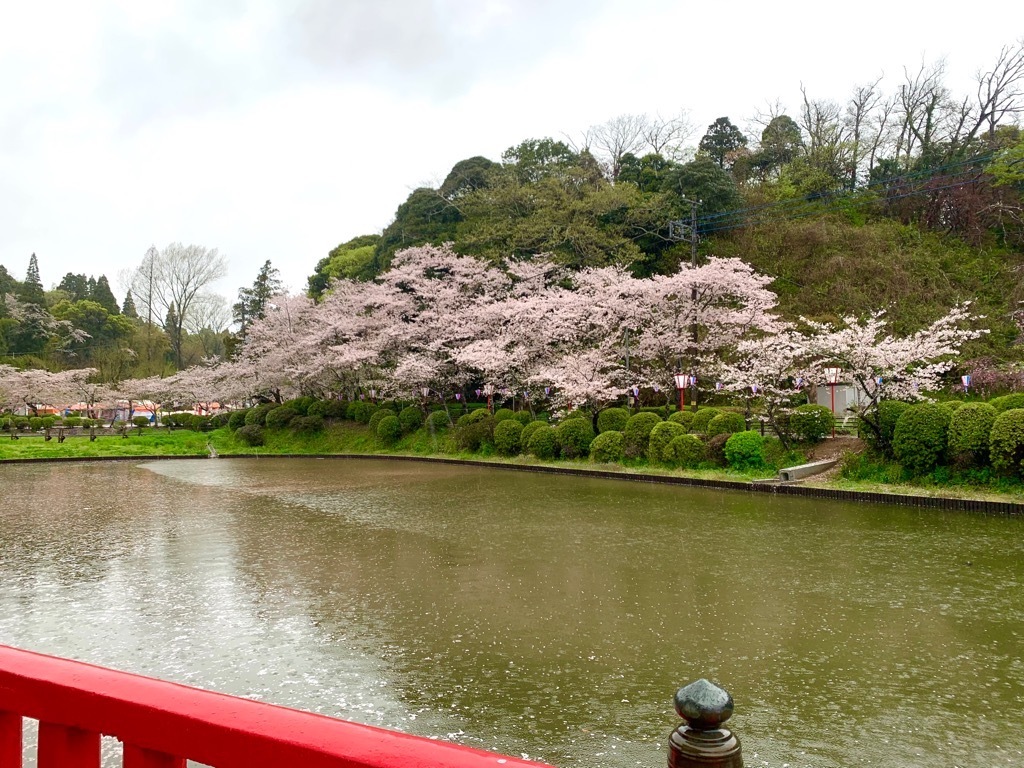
[668,410,695,431]
[990,393,1024,412]
[665,434,704,468]
[706,411,746,438]
[724,431,765,469]
[947,402,997,463]
[892,403,950,475]
[989,408,1024,474]
[866,400,911,453]
[589,430,625,463]
[556,418,595,459]
[291,415,324,434]
[789,404,833,442]
[236,424,264,446]
[623,412,662,458]
[427,409,452,429]
[647,421,686,464]
[368,408,397,433]
[597,407,630,434]
[265,406,299,430]
[494,419,524,456]
[227,410,249,431]
[520,420,547,447]
[493,408,516,423]
[527,424,558,459]
[455,411,495,451]
[399,406,424,433]
[690,407,721,435]
[376,415,402,444]
[245,403,275,427]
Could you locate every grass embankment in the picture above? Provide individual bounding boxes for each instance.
[4,421,1024,504]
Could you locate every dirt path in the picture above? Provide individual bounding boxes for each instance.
[800,435,866,482]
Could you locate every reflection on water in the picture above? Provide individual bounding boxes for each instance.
[1,458,1022,768]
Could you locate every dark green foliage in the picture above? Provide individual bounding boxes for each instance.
[346,401,369,422]
[493,408,516,423]
[668,410,694,431]
[989,409,1024,474]
[937,400,963,414]
[323,400,348,418]
[291,415,324,434]
[29,417,43,431]
[282,397,314,416]
[647,421,687,463]
[948,403,997,464]
[368,408,397,433]
[690,408,721,435]
[589,431,625,463]
[236,425,264,446]
[512,411,532,425]
[789,404,834,442]
[555,418,595,459]
[705,433,730,465]
[245,403,275,427]
[265,406,299,430]
[990,393,1024,412]
[892,403,951,475]
[597,407,630,434]
[665,434,704,468]
[520,420,547,447]
[63,416,83,427]
[623,412,662,458]
[527,424,558,459]
[455,411,495,451]
[427,409,452,429]
[867,400,912,453]
[724,431,766,470]
[306,401,331,419]
[706,412,746,438]
[494,419,524,456]
[209,413,230,429]
[376,415,402,444]
[227,410,249,431]
[132,416,150,428]
[395,405,419,436]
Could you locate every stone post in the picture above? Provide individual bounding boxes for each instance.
[668,679,742,768]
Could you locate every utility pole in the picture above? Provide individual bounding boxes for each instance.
[669,198,700,411]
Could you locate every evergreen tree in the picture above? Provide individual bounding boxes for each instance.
[164,302,182,367]
[122,290,138,318]
[18,253,45,305]
[92,275,120,314]
[57,273,90,302]
[233,260,282,341]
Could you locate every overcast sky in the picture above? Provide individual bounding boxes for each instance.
[1,0,1017,305]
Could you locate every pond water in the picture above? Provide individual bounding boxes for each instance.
[0,458,1022,768]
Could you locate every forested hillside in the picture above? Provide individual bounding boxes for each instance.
[309,44,1024,368]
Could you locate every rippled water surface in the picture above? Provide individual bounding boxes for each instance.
[1,458,1022,767]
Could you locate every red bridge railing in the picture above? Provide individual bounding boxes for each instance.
[0,644,743,768]
[0,644,554,768]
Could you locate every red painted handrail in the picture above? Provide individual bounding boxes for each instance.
[0,644,553,768]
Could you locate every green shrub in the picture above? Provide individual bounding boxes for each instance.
[209,413,231,429]
[664,434,705,468]
[989,409,1024,474]
[947,402,997,464]
[668,410,695,431]
[292,415,324,434]
[227,410,249,430]
[789,404,834,442]
[623,412,662,458]
[283,396,314,416]
[724,431,766,470]
[705,433,730,465]
[236,424,265,446]
[865,400,911,453]
[647,421,687,463]
[193,416,214,432]
[368,408,397,433]
[493,408,516,423]
[346,401,370,422]
[132,416,150,428]
[427,409,452,429]
[556,418,595,459]
[376,415,402,444]
[892,403,951,475]
[455,412,495,451]
[245,403,275,427]
[589,430,625,463]
[324,400,348,418]
[63,416,82,427]
[29,417,43,431]
[706,412,746,438]
[494,419,524,456]
[527,424,558,459]
[265,406,299,430]
[42,416,57,428]
[690,408,721,435]
[512,411,532,426]
[307,400,330,419]
[597,407,630,434]
[399,406,425,433]
[520,420,547,447]
[990,393,1024,412]
[937,400,963,415]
